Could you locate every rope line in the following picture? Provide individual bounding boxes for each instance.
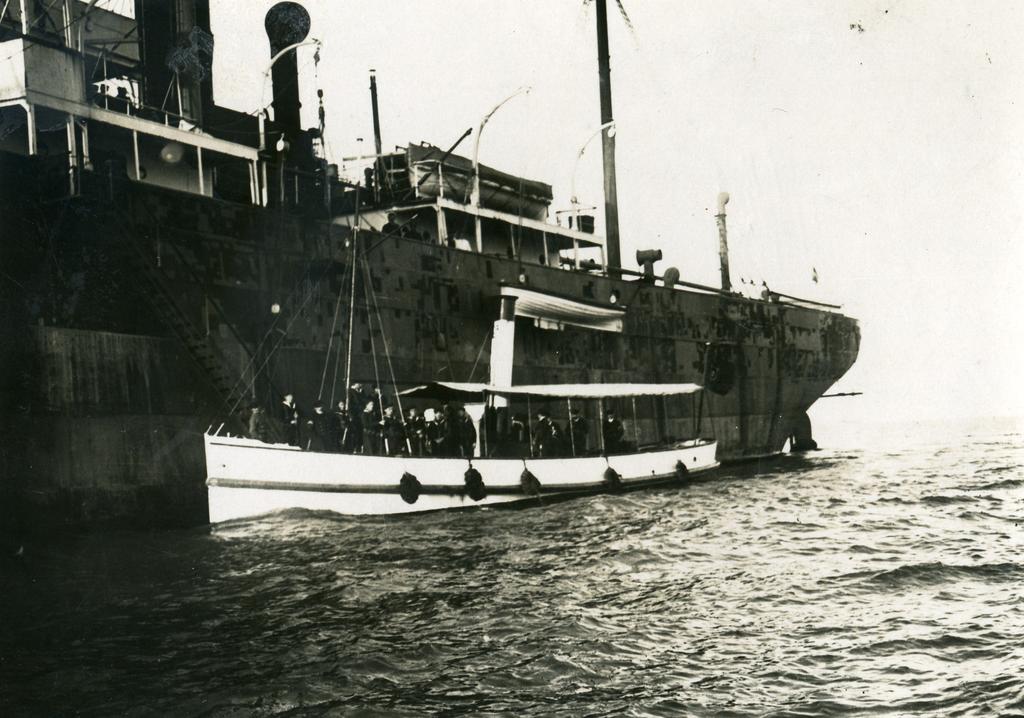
[362,252,412,452]
[317,257,351,400]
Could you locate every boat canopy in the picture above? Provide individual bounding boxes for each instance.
[399,381,703,401]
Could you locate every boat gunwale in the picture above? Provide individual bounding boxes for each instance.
[204,434,715,461]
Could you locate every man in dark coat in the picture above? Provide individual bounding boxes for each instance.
[602,409,625,453]
[406,407,426,456]
[346,385,368,452]
[531,410,561,458]
[362,400,382,455]
[280,393,301,446]
[499,412,529,457]
[566,406,588,456]
[424,408,445,456]
[347,384,368,413]
[248,406,272,443]
[380,406,406,455]
[335,400,353,452]
[450,407,477,458]
[306,401,340,452]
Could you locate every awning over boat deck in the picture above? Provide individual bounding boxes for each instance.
[399,381,704,401]
[501,286,625,333]
[398,382,491,402]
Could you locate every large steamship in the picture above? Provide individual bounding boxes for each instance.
[0,0,859,525]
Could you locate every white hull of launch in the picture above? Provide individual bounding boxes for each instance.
[204,434,719,522]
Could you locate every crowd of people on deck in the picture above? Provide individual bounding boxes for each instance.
[247,384,477,457]
[497,406,629,457]
[246,385,631,458]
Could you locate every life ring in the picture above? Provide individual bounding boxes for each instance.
[464,466,486,502]
[674,460,689,479]
[399,472,421,504]
[603,466,622,490]
[520,468,541,497]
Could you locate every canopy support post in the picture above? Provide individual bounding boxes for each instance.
[567,398,576,456]
[197,147,205,195]
[526,394,534,457]
[482,392,489,457]
[131,129,140,180]
[631,397,640,450]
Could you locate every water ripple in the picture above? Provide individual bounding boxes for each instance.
[3,417,1024,716]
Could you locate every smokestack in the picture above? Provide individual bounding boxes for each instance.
[264,2,311,140]
[715,192,731,292]
[489,295,518,408]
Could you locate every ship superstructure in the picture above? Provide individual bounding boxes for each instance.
[0,0,859,525]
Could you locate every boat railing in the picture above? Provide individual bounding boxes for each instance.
[88,86,202,132]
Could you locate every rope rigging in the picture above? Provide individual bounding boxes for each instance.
[342,226,359,398]
[361,250,413,454]
[225,253,338,417]
[316,256,353,402]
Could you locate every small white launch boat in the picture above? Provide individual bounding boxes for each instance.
[205,383,718,522]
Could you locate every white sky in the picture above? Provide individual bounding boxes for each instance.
[210,1,1024,423]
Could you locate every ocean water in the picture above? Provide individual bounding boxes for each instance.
[2,417,1023,717]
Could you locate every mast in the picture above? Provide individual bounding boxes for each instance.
[715,192,732,292]
[595,0,622,270]
[369,69,384,200]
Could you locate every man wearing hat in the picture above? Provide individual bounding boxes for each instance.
[306,401,340,452]
[248,405,272,443]
[380,405,406,455]
[406,407,426,456]
[335,400,352,452]
[567,406,589,456]
[450,406,477,458]
[531,409,561,458]
[280,393,301,446]
[602,408,625,453]
[423,408,445,456]
[345,384,367,452]
[362,399,382,454]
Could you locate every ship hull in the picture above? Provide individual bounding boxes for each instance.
[204,435,719,520]
[0,154,860,526]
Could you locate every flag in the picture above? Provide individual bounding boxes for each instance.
[812,267,819,284]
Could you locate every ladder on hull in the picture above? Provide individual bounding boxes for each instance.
[88,178,275,435]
